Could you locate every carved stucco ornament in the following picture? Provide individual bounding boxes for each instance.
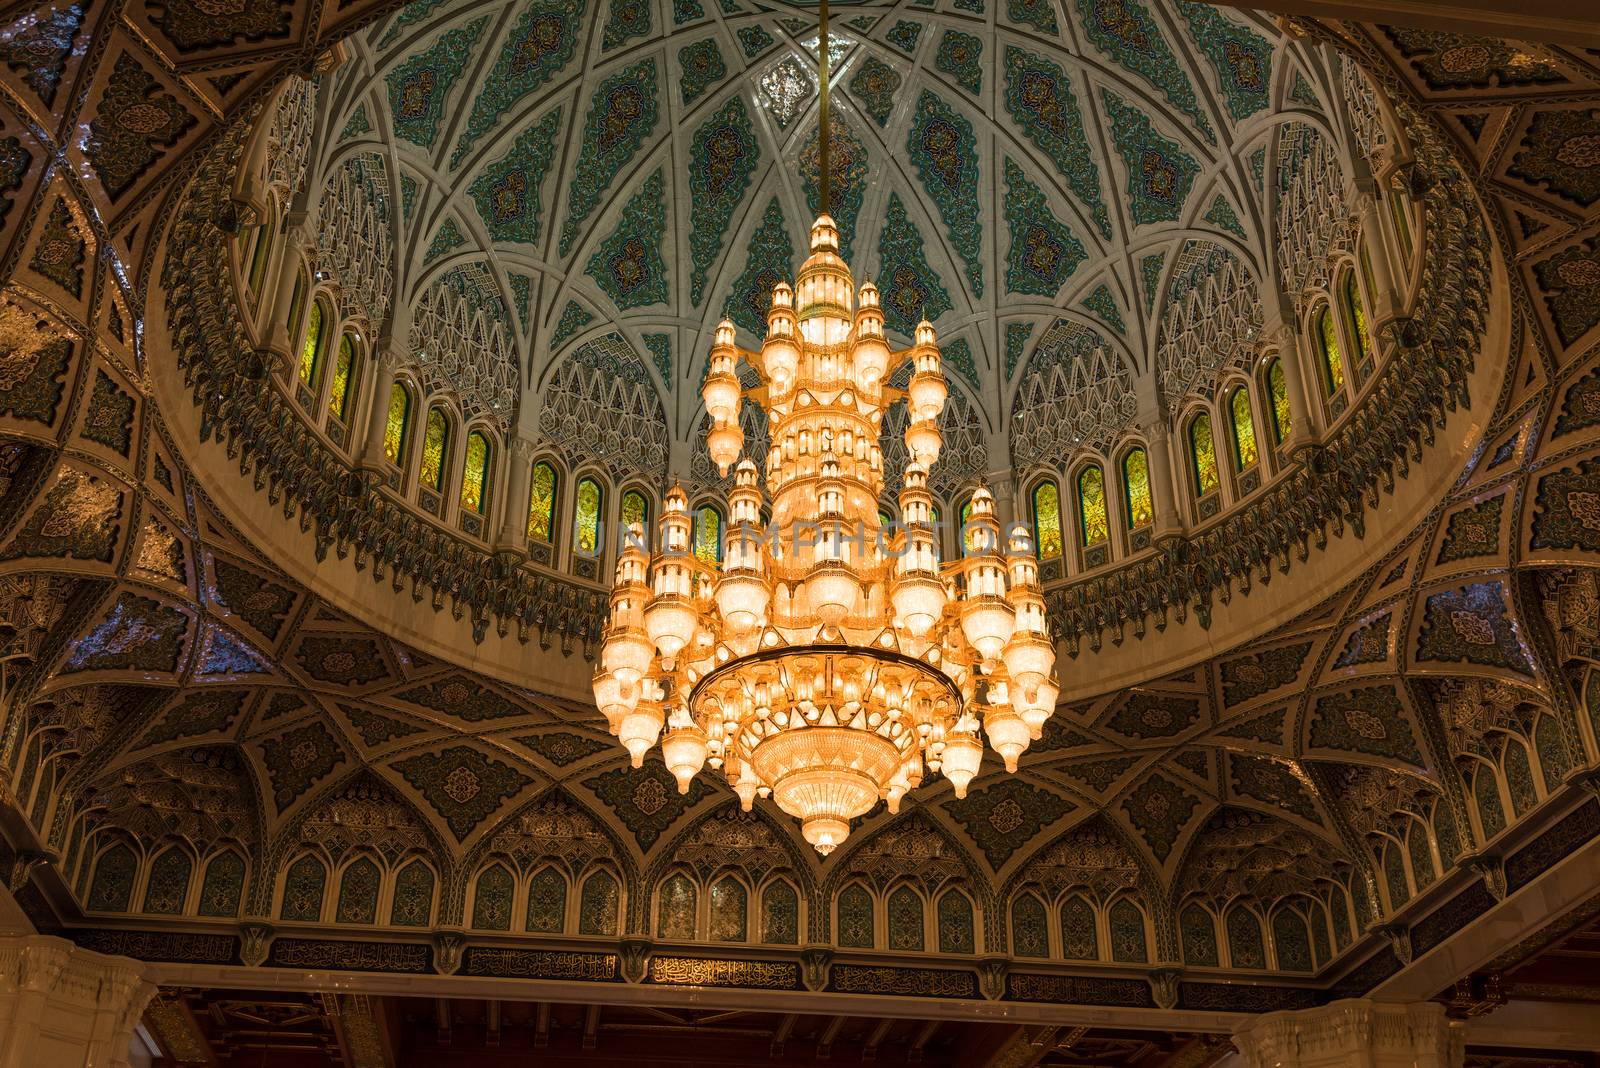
[238,922,272,968]
[618,937,651,984]
[799,946,832,992]
[978,956,1008,1001]
[433,930,465,976]
[1149,967,1182,1011]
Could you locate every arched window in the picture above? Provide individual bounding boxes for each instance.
[1315,306,1345,393]
[1107,898,1148,963]
[1342,272,1373,366]
[328,333,358,424]
[709,875,749,942]
[382,383,412,466]
[391,860,435,926]
[299,300,327,387]
[1472,762,1506,840]
[621,488,650,547]
[1226,905,1266,969]
[1266,358,1291,444]
[959,497,978,556]
[1060,894,1098,959]
[142,846,192,915]
[1503,737,1537,816]
[247,218,273,295]
[460,430,492,515]
[1010,893,1048,958]
[578,869,620,935]
[1407,822,1436,891]
[1179,902,1219,966]
[694,505,723,565]
[335,857,380,924]
[286,272,306,338]
[471,864,514,930]
[197,852,246,918]
[526,867,567,933]
[1272,908,1313,971]
[761,880,799,944]
[1076,466,1108,547]
[1388,185,1412,266]
[837,883,875,948]
[87,843,137,912]
[575,476,604,557]
[280,854,327,921]
[1189,414,1220,496]
[657,872,697,939]
[420,408,450,492]
[1122,448,1153,529]
[528,460,559,544]
[1382,839,1409,909]
[886,885,925,951]
[1032,480,1063,559]
[1229,387,1258,470]
[937,889,975,954]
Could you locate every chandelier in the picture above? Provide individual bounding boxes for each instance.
[592,2,1058,856]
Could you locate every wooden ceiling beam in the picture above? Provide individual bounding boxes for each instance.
[584,1003,602,1050]
[772,1013,798,1059]
[534,1002,551,1049]
[907,1020,940,1065]
[1210,0,1600,48]
[434,999,451,1047]
[816,1015,847,1061]
[485,1000,501,1049]
[861,1018,895,1062]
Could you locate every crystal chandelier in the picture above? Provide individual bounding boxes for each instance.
[592,1,1058,856]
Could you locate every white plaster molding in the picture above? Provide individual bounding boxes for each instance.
[1233,999,1464,1068]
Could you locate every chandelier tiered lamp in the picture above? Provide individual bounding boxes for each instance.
[591,0,1059,856]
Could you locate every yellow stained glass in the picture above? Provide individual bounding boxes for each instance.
[1122,449,1153,529]
[528,461,558,542]
[383,383,410,464]
[1230,387,1258,470]
[248,223,272,295]
[299,301,324,386]
[1267,359,1291,444]
[421,408,448,491]
[1077,466,1108,547]
[1317,307,1345,393]
[695,506,723,564]
[1190,414,1220,496]
[1343,273,1373,364]
[329,334,356,422]
[460,431,490,514]
[1032,481,1063,560]
[576,477,603,556]
[960,499,976,556]
[621,489,649,546]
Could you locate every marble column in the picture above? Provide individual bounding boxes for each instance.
[495,436,537,552]
[0,933,156,1068]
[1354,186,1403,324]
[357,341,407,475]
[1264,291,1324,454]
[1142,418,1184,540]
[264,211,314,367]
[1233,999,1464,1068]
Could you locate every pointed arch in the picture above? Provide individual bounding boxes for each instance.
[87,840,138,912]
[280,853,328,921]
[142,844,193,915]
[886,883,926,951]
[837,882,875,949]
[656,870,698,940]
[1011,891,1049,958]
[335,855,382,923]
[470,862,515,930]
[526,865,569,933]
[391,859,436,927]
[760,878,800,945]
[198,850,247,918]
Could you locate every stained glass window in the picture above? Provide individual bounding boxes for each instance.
[527,867,567,933]
[621,489,649,547]
[1032,481,1063,559]
[1230,387,1258,470]
[1473,763,1506,840]
[335,857,380,924]
[709,876,749,942]
[383,383,411,465]
[1011,893,1048,958]
[1407,822,1435,890]
[1503,737,1537,816]
[960,498,976,556]
[1267,359,1291,444]
[1389,186,1412,266]
[1226,906,1266,968]
[578,869,619,935]
[1271,908,1313,971]
[1316,306,1345,393]
[1382,840,1409,908]
[657,873,697,939]
[694,505,723,565]
[1189,414,1220,496]
[1076,466,1108,547]
[472,865,514,930]
[143,847,192,915]
[1342,272,1373,364]
[460,430,491,515]
[1061,894,1098,959]
[88,843,136,912]
[329,333,357,423]
[420,408,449,491]
[528,460,558,543]
[1108,899,1148,963]
[280,854,326,921]
[761,881,799,944]
[1309,906,1332,965]
[837,884,874,948]
[1180,903,1219,966]
[575,477,603,556]
[248,222,272,295]
[192,852,241,917]
[390,861,434,926]
[287,273,305,338]
[1122,448,1153,529]
[937,890,975,954]
[1535,714,1572,793]
[886,886,925,952]
[299,301,325,386]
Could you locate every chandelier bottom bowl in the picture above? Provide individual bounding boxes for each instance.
[750,725,902,855]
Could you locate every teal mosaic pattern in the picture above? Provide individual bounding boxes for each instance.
[876,192,953,337]
[550,300,595,350]
[527,866,567,931]
[468,105,562,245]
[379,0,451,47]
[908,92,983,297]
[935,30,982,96]
[1007,0,1059,35]
[737,25,774,57]
[88,844,136,911]
[394,745,532,842]
[450,0,584,167]
[674,0,704,23]
[1012,893,1048,956]
[724,197,795,337]
[642,333,672,381]
[587,168,670,309]
[400,174,418,219]
[198,852,245,917]
[837,883,874,947]
[1074,0,1214,144]
[1003,158,1086,297]
[1203,193,1245,238]
[509,272,532,329]
[941,338,980,391]
[142,847,191,914]
[560,58,660,256]
[280,854,326,920]
[601,0,651,51]
[335,857,381,923]
[947,776,1073,868]
[801,116,869,261]
[578,870,620,934]
[886,20,922,54]
[585,758,714,850]
[385,17,488,149]
[688,97,759,305]
[1175,0,1272,121]
[1002,48,1111,240]
[422,216,466,265]
[1081,283,1127,334]
[391,860,435,925]
[472,864,514,929]
[678,38,726,105]
[1120,773,1199,862]
[848,54,900,128]
[937,889,975,953]
[339,105,371,143]
[1249,145,1265,190]
[1005,321,1035,378]
[1140,252,1165,310]
[1101,89,1199,225]
[887,885,925,950]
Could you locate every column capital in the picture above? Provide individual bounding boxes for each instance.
[1234,999,1464,1068]
[509,435,540,463]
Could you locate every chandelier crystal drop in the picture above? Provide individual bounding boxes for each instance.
[593,213,1061,855]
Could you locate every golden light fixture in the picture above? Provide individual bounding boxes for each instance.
[593,0,1058,855]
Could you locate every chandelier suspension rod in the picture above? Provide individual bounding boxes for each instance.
[818,0,830,215]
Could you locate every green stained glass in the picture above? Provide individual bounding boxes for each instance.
[329,334,356,422]
[1077,466,1108,547]
[1317,306,1345,393]
[576,477,603,555]
[1230,387,1258,470]
[960,498,976,555]
[421,408,449,491]
[299,301,324,386]
[383,383,411,464]
[1032,481,1063,559]
[248,223,272,295]
[528,461,558,542]
[694,506,722,564]
[1190,414,1220,496]
[1122,448,1153,529]
[1267,359,1291,444]
[1343,272,1373,364]
[461,431,491,514]
[621,489,649,544]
